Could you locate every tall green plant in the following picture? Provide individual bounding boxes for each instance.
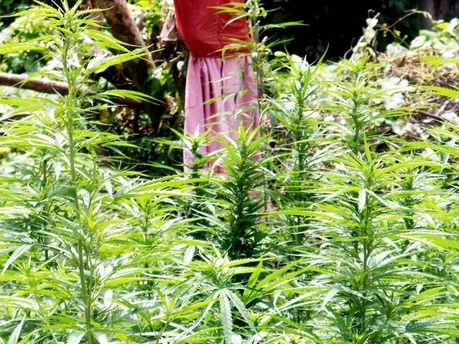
[265,52,329,247]
[217,125,266,260]
[0,1,177,342]
[301,57,459,342]
[3,2,459,343]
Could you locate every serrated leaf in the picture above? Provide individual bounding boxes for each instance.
[175,298,217,342]
[421,55,459,66]
[1,43,45,54]
[94,332,109,344]
[98,89,157,104]
[226,289,257,333]
[84,29,130,52]
[85,50,146,75]
[267,314,323,341]
[0,98,40,106]
[403,234,459,250]
[425,86,459,99]
[253,261,306,291]
[219,290,233,344]
[176,327,220,343]
[184,245,195,264]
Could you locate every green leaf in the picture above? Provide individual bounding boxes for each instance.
[219,290,233,344]
[421,55,459,66]
[244,258,263,299]
[8,317,25,344]
[424,85,459,99]
[1,43,45,54]
[84,29,130,52]
[176,327,220,343]
[67,330,85,344]
[2,245,33,274]
[97,89,157,104]
[358,188,366,212]
[85,50,146,76]
[321,288,340,309]
[225,289,257,333]
[267,314,323,341]
[402,233,459,250]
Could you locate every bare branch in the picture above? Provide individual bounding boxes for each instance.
[0,72,69,95]
[0,72,145,110]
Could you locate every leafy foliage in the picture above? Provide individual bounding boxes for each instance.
[1,1,459,343]
[261,0,428,61]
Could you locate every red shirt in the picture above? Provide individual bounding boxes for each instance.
[173,0,250,57]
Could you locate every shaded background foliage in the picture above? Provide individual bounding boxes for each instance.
[2,0,459,176]
[2,0,459,61]
[262,0,459,60]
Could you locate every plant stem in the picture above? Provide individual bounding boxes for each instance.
[61,30,94,344]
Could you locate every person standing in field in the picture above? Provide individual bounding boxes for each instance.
[173,0,260,172]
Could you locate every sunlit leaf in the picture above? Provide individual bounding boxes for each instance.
[1,43,45,54]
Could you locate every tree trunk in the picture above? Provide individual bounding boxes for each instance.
[95,0,159,128]
[95,0,154,91]
[419,0,459,28]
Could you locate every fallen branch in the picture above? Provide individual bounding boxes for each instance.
[0,72,69,95]
[0,72,145,110]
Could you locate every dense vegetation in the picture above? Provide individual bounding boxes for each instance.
[2,0,453,61]
[1,0,459,343]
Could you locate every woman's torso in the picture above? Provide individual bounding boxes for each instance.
[173,0,250,57]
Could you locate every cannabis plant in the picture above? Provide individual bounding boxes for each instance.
[0,1,183,342]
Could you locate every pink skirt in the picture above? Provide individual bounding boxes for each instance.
[183,54,259,172]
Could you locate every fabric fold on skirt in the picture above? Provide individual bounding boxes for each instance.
[183,54,259,172]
